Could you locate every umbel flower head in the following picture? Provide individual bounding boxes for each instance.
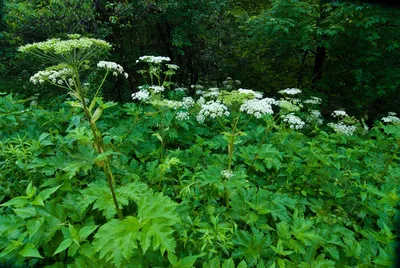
[18,35,112,64]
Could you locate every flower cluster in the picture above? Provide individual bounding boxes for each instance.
[304,96,322,105]
[136,56,171,64]
[239,98,276,118]
[238,88,263,99]
[149,85,165,94]
[307,110,323,125]
[197,100,230,123]
[182,97,195,109]
[30,68,73,86]
[166,64,179,70]
[176,111,190,121]
[381,112,400,124]
[332,110,348,118]
[327,122,357,136]
[203,88,220,99]
[282,113,305,129]
[19,37,111,55]
[131,90,150,101]
[97,61,128,78]
[277,100,301,112]
[278,88,302,95]
[221,169,235,179]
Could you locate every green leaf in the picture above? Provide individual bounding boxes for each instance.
[1,196,30,207]
[53,238,73,256]
[238,260,248,268]
[27,218,45,238]
[78,225,99,241]
[37,185,62,201]
[168,252,178,265]
[222,258,235,268]
[13,207,37,219]
[19,243,43,258]
[93,217,141,267]
[26,182,36,198]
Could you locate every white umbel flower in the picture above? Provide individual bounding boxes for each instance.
[182,97,195,109]
[332,110,348,118]
[149,85,165,93]
[136,55,171,63]
[327,122,357,136]
[238,88,263,99]
[197,100,229,122]
[166,64,179,70]
[382,112,400,124]
[304,96,322,105]
[30,68,73,85]
[239,98,276,118]
[278,88,302,95]
[176,111,190,121]
[282,113,305,129]
[132,90,150,101]
[307,110,323,125]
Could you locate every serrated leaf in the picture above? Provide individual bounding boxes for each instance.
[19,243,43,258]
[93,217,141,267]
[53,238,73,256]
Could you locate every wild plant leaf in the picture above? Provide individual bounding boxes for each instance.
[53,238,73,256]
[26,217,45,238]
[19,243,43,258]
[93,217,141,267]
[13,207,37,219]
[137,192,179,254]
[0,196,30,207]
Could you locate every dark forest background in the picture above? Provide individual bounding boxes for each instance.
[0,0,399,122]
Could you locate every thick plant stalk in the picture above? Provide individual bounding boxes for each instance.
[74,67,123,220]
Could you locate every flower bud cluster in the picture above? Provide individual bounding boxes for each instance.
[283,113,305,129]
[239,98,276,118]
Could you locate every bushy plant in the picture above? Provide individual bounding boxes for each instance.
[0,37,399,267]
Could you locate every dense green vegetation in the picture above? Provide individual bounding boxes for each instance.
[0,1,399,267]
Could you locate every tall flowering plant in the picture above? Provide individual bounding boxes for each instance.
[19,34,128,219]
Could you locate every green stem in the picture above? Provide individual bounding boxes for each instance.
[228,117,240,171]
[73,66,123,220]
